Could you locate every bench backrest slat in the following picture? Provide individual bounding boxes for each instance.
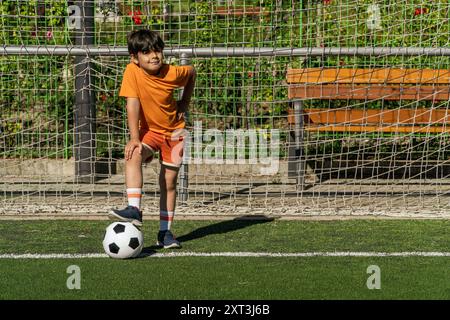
[302,108,450,124]
[288,108,450,124]
[288,84,450,100]
[287,68,450,84]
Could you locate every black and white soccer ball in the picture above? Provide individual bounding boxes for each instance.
[102,222,144,259]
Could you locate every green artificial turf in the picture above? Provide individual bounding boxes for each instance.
[0,219,449,299]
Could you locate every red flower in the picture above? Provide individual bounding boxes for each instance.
[247,72,253,78]
[133,16,142,25]
[130,9,143,25]
[414,8,428,16]
[323,0,331,4]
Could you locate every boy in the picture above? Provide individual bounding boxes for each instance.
[109,30,196,249]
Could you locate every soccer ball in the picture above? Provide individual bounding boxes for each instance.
[102,222,144,259]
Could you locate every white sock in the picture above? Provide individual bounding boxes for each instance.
[127,188,142,210]
[159,210,174,231]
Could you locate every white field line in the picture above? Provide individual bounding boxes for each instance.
[1,251,450,259]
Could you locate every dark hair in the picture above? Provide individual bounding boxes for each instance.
[127,30,165,55]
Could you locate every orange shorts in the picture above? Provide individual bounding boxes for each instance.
[139,129,185,168]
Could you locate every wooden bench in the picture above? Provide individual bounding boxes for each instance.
[286,68,450,185]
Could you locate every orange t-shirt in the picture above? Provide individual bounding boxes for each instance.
[119,62,194,135]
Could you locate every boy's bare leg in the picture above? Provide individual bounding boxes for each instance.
[157,164,181,248]
[109,146,153,226]
[125,146,153,188]
[125,145,153,203]
[159,164,179,213]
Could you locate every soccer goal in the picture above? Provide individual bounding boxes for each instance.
[1,0,450,218]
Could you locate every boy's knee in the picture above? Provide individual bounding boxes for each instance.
[126,148,143,163]
[166,181,177,191]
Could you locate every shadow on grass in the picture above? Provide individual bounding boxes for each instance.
[176,215,274,243]
[139,215,274,258]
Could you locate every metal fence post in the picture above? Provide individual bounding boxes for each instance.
[294,100,305,188]
[74,0,96,183]
[178,53,190,204]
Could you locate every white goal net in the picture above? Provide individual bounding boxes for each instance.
[1,0,450,218]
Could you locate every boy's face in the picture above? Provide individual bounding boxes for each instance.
[132,50,164,75]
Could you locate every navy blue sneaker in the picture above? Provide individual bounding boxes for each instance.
[109,206,143,227]
[156,230,181,249]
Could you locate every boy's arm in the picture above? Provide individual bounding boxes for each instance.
[177,67,196,119]
[125,97,142,160]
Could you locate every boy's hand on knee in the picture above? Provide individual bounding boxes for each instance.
[125,139,142,161]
